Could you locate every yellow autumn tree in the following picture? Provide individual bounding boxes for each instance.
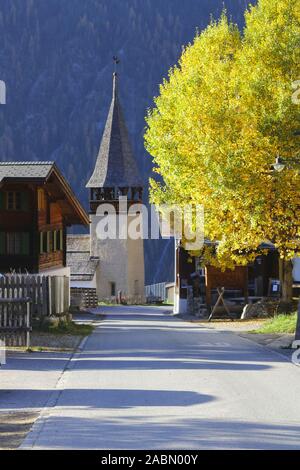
[145,1,300,302]
[237,0,300,300]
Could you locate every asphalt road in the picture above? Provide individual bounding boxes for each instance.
[21,306,300,450]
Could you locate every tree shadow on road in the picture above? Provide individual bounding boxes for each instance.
[0,388,214,410]
[22,414,300,450]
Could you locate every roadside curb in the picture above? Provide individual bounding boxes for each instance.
[234,332,297,365]
[177,314,299,366]
[18,334,89,450]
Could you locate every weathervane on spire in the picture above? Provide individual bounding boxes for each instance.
[113,56,120,74]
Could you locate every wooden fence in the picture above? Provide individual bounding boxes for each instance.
[0,298,31,347]
[0,274,70,317]
[145,282,167,302]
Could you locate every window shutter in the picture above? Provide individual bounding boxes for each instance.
[0,232,5,255]
[21,232,30,255]
[21,192,29,211]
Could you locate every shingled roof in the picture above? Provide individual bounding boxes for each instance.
[67,235,99,281]
[0,161,53,181]
[86,73,143,188]
[0,161,89,226]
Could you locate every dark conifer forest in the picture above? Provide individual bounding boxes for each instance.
[0,0,253,282]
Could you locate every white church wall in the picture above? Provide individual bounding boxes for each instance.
[90,214,128,299]
[127,213,145,299]
[70,276,97,289]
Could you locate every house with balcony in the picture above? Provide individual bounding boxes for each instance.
[0,161,89,276]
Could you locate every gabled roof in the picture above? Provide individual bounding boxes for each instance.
[67,235,99,281]
[67,234,91,252]
[86,73,143,188]
[0,161,89,226]
[0,161,53,181]
[67,252,99,281]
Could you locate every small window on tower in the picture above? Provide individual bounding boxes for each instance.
[134,280,139,295]
[110,282,116,297]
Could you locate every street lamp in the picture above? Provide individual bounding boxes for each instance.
[273,156,285,172]
[272,155,300,171]
[271,155,300,347]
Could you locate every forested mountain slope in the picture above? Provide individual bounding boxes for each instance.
[0,0,253,282]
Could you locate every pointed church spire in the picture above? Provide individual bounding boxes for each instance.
[86,67,142,190]
[113,72,117,98]
[112,55,119,98]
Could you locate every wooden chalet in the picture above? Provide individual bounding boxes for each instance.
[174,242,280,316]
[0,162,89,275]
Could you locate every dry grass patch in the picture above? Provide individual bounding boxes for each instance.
[0,411,38,450]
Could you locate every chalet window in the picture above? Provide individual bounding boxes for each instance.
[7,232,21,254]
[48,231,55,253]
[53,230,57,251]
[56,229,63,251]
[40,232,44,254]
[0,232,30,256]
[0,192,5,210]
[5,191,29,211]
[39,232,49,254]
[40,229,63,254]
[41,232,48,253]
[0,232,5,255]
[7,191,21,210]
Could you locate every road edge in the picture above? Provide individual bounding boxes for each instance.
[18,334,89,450]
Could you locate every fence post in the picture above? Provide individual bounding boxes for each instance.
[64,276,70,313]
[47,276,52,316]
[26,300,30,349]
[0,298,32,348]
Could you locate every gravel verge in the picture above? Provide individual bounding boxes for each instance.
[30,332,83,351]
[0,411,39,450]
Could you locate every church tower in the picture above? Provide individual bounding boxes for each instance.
[86,71,145,301]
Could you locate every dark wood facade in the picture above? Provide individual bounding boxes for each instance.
[176,244,279,308]
[0,182,37,272]
[0,163,89,274]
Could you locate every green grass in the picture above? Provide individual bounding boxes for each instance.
[98,301,174,307]
[251,313,297,334]
[98,301,116,306]
[33,319,94,336]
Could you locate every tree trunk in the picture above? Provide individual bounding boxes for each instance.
[279,259,293,304]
